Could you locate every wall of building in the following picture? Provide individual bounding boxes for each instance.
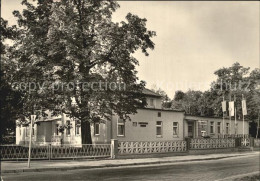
[184,115,249,138]
[55,114,81,145]
[110,109,185,142]
[16,103,250,145]
[91,121,111,144]
[16,126,25,145]
[146,97,163,109]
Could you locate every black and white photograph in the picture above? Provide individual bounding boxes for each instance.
[0,0,259,180]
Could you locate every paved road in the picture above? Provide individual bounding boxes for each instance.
[1,154,259,181]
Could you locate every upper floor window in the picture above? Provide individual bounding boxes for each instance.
[156,121,162,137]
[173,122,178,135]
[150,99,155,107]
[158,112,161,117]
[117,118,125,136]
[94,122,100,135]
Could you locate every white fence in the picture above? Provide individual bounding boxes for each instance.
[118,141,187,155]
[254,139,260,147]
[189,138,236,149]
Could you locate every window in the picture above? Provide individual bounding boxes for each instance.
[56,124,59,135]
[156,121,162,137]
[94,122,100,135]
[158,112,161,117]
[217,122,221,134]
[66,121,70,135]
[199,121,207,131]
[199,121,207,136]
[210,121,214,134]
[132,122,137,127]
[150,99,154,107]
[226,123,229,134]
[173,122,178,135]
[117,118,125,136]
[75,125,80,135]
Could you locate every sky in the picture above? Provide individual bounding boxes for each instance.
[2,1,260,98]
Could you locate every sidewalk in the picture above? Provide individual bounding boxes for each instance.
[1,151,259,174]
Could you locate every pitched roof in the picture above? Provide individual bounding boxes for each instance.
[142,88,162,97]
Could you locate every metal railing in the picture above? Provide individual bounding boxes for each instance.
[118,141,187,155]
[51,144,111,159]
[0,145,49,160]
[0,144,111,161]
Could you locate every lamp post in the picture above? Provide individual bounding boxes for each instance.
[28,115,36,168]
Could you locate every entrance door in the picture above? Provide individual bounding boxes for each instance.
[188,122,194,138]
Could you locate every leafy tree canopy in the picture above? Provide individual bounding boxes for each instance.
[7,0,156,144]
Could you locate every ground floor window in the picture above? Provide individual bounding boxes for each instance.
[56,124,59,135]
[66,121,71,136]
[173,122,178,135]
[217,122,221,134]
[75,125,80,135]
[94,122,100,135]
[210,121,214,134]
[156,121,162,137]
[117,118,125,136]
[226,123,229,134]
[198,121,207,137]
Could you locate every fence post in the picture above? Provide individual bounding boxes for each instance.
[48,144,52,160]
[185,137,190,151]
[235,138,239,148]
[111,139,118,159]
[250,137,254,148]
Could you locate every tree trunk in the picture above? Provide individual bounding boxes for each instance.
[81,120,92,144]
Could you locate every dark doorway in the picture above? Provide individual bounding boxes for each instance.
[188,122,194,138]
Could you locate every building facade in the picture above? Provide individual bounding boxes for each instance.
[16,89,249,145]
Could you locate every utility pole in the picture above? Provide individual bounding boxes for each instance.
[28,115,36,168]
[222,96,225,138]
[256,110,260,139]
[234,94,237,135]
